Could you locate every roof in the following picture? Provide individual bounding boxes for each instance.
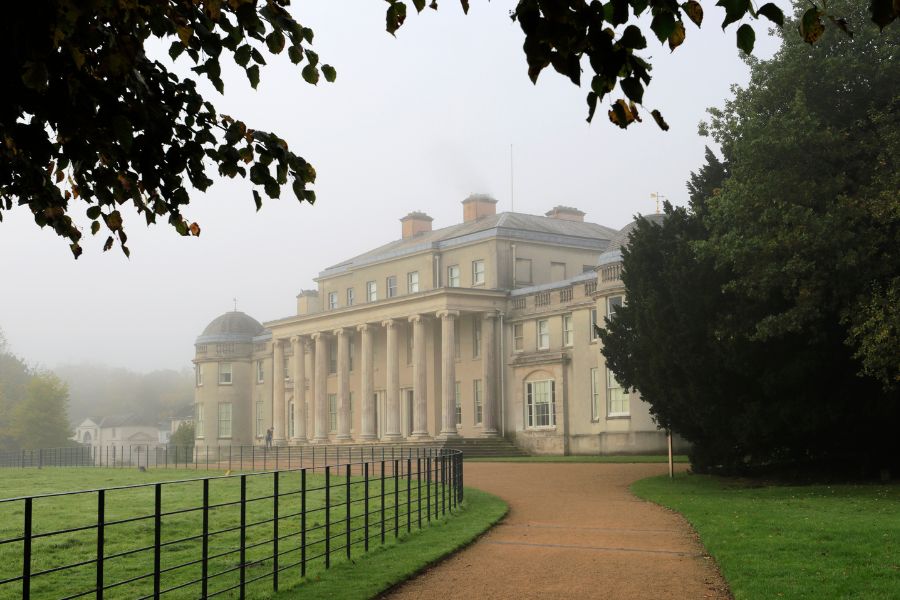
[598,213,666,266]
[98,414,155,428]
[319,211,619,279]
[196,311,267,345]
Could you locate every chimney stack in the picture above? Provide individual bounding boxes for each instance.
[545,205,586,222]
[462,193,498,222]
[400,211,433,239]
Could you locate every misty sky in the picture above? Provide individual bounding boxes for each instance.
[0,1,786,372]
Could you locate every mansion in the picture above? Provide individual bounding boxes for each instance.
[194,195,677,455]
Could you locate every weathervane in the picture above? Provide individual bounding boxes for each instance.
[650,192,668,215]
[233,298,238,312]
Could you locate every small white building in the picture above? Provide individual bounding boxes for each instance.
[74,414,162,465]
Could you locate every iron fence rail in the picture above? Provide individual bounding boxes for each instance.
[0,447,464,600]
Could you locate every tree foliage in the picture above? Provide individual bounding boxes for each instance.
[170,421,195,449]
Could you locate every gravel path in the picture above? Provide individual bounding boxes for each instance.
[381,462,731,600]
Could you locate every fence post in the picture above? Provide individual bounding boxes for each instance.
[273,471,279,592]
[394,459,399,538]
[426,457,431,523]
[240,475,247,596]
[417,457,422,529]
[380,461,386,544]
[406,458,412,533]
[345,464,351,560]
[202,479,209,599]
[325,466,331,569]
[22,497,31,599]
[364,462,370,552]
[229,446,232,472]
[153,484,161,598]
[301,469,307,577]
[96,489,105,600]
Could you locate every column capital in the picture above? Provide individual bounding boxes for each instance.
[290,335,302,345]
[356,323,372,333]
[332,327,347,337]
[483,310,503,321]
[436,309,460,320]
[310,331,326,341]
[381,318,397,329]
[408,314,427,324]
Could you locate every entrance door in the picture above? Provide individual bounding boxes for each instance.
[375,390,384,438]
[402,389,414,437]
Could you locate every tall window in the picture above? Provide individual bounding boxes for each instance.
[257,359,264,384]
[447,265,460,287]
[474,379,483,425]
[327,291,338,310]
[366,281,377,302]
[526,380,555,428]
[472,260,485,285]
[513,323,524,352]
[218,362,232,385]
[349,337,355,372]
[455,381,462,426]
[407,271,419,293]
[196,404,204,438]
[288,402,295,438]
[472,318,482,358]
[347,287,355,306]
[590,308,599,341]
[454,318,460,359]
[537,319,550,350]
[283,355,290,381]
[563,314,574,347]
[406,326,413,365]
[218,403,232,438]
[196,364,203,387]
[256,401,264,437]
[328,394,337,432]
[349,392,354,432]
[607,295,624,318]
[590,368,601,421]
[328,342,337,374]
[607,369,630,416]
[387,275,398,298]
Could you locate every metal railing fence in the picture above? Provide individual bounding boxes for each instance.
[0,447,463,599]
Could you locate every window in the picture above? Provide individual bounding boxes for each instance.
[346,287,355,307]
[387,275,398,298]
[196,364,203,387]
[196,404,204,438]
[328,342,337,374]
[455,381,462,426]
[257,360,264,384]
[447,265,460,287]
[526,380,556,428]
[218,403,232,438]
[283,354,290,381]
[563,314,574,347]
[454,318,460,359]
[406,326,413,365]
[472,318,482,358]
[513,323,524,352]
[515,258,532,284]
[288,402,295,438]
[407,271,419,293]
[607,295,624,318]
[327,291,338,310]
[472,260,485,285]
[328,394,337,432]
[349,337,355,372]
[474,379,483,425]
[349,392,354,432]
[607,369,630,416]
[256,401,264,437]
[537,319,550,350]
[366,281,377,302]
[550,261,566,281]
[590,308,599,341]
[218,362,232,385]
[590,368,601,421]
[582,264,595,273]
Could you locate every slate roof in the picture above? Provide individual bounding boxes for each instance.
[598,213,666,266]
[320,211,619,278]
[98,414,155,428]
[196,311,267,344]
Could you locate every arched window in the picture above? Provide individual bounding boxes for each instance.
[82,431,92,443]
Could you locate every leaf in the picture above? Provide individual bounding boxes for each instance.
[650,12,677,43]
[651,109,670,131]
[103,236,114,252]
[799,7,824,44]
[322,64,336,83]
[668,20,686,51]
[287,45,303,65]
[608,99,636,128]
[620,77,644,104]
[586,91,599,123]
[169,41,185,61]
[189,222,201,236]
[21,61,49,91]
[756,3,784,27]
[413,0,426,11]
[301,64,319,84]
[246,64,260,88]
[682,1,703,27]
[265,30,285,54]
[176,26,193,47]
[386,3,407,35]
[828,16,853,37]
[91,221,100,235]
[460,0,469,14]
[736,23,755,55]
[253,190,263,211]
[869,0,898,30]
[619,25,647,50]
[234,44,252,67]
[716,0,751,29]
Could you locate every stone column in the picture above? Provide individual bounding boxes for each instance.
[335,328,351,441]
[382,319,402,440]
[358,324,377,440]
[312,333,329,443]
[437,310,460,438]
[481,312,500,436]
[273,339,286,443]
[290,335,307,443]
[409,314,430,438]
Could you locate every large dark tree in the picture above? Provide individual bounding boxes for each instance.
[2,1,895,257]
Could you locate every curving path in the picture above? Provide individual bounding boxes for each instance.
[382,462,730,600]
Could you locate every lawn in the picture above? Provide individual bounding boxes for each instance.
[631,474,900,600]
[0,466,506,600]
[466,454,689,463]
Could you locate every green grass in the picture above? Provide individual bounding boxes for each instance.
[466,454,689,463]
[0,466,505,600]
[631,474,900,600]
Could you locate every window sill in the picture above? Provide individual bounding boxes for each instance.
[218,382,233,386]
[526,427,557,431]
[606,414,631,420]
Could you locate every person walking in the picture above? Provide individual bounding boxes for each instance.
[265,427,273,449]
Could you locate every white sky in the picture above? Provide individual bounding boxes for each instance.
[0,1,784,372]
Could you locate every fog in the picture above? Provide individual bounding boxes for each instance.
[0,1,784,372]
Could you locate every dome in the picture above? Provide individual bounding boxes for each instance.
[597,213,666,266]
[196,311,266,345]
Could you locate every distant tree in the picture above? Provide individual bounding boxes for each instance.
[9,373,73,449]
[170,421,195,449]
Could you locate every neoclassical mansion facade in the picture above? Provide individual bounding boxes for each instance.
[194,195,675,455]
